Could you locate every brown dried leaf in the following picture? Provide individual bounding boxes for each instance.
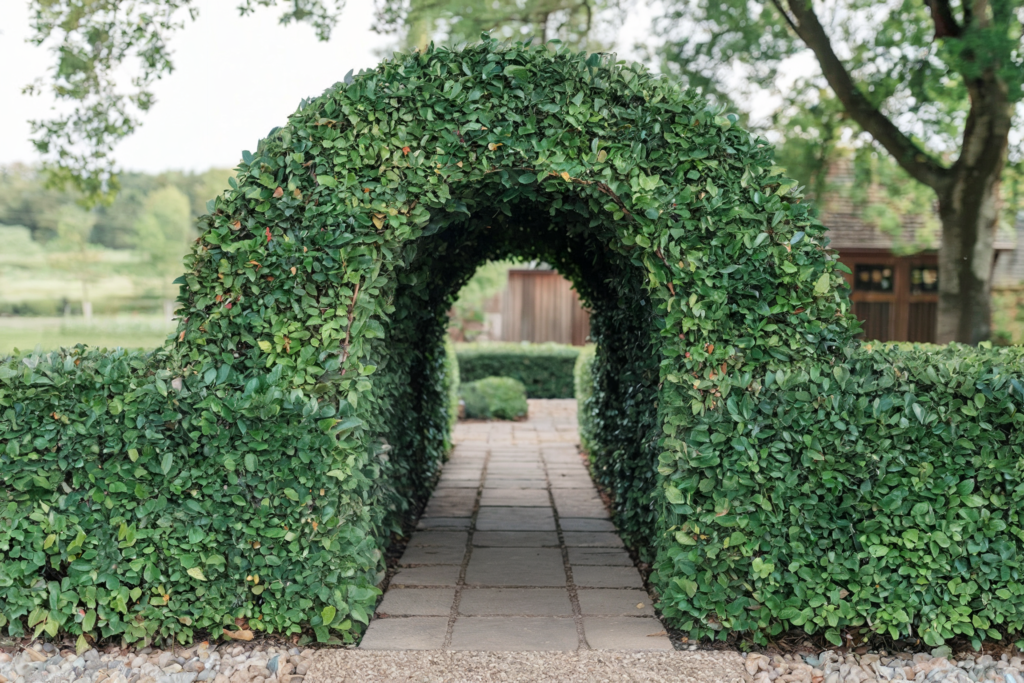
[222,628,253,641]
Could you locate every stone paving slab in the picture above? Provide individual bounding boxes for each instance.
[472,531,560,547]
[560,517,616,531]
[567,547,634,566]
[399,544,466,565]
[450,617,579,651]
[482,478,547,489]
[582,617,674,650]
[555,501,610,518]
[479,489,550,506]
[359,617,449,650]
[475,506,556,531]
[416,517,472,530]
[390,565,461,587]
[576,589,656,616]
[377,588,457,616]
[464,548,566,586]
[407,531,468,547]
[572,565,645,588]
[458,588,572,616]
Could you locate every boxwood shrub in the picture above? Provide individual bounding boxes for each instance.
[2,36,1022,651]
[460,376,528,420]
[455,342,579,398]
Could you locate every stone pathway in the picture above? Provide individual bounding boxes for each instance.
[360,399,672,652]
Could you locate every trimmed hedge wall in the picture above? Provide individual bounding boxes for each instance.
[578,342,1024,648]
[0,344,458,646]
[455,343,580,399]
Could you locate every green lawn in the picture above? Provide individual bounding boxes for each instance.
[0,315,175,355]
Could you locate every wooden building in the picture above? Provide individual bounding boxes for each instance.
[490,267,591,346]
[820,162,1016,343]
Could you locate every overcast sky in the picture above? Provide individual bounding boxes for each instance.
[0,1,680,175]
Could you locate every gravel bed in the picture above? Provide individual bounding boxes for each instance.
[306,649,747,682]
[744,649,1023,683]
[0,641,316,683]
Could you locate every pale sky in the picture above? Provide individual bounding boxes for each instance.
[0,1,790,174]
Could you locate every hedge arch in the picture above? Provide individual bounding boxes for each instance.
[166,36,855,643]
[5,35,1024,652]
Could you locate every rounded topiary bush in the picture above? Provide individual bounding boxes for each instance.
[460,376,528,420]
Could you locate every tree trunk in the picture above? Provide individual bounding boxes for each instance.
[933,74,1012,345]
[935,174,1000,344]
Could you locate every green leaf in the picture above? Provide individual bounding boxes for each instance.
[82,609,96,632]
[160,452,174,475]
[518,173,536,184]
[664,486,685,505]
[187,567,207,581]
[321,605,337,626]
[813,273,830,296]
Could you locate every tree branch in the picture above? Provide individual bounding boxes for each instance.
[781,0,951,191]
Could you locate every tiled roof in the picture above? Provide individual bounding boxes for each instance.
[815,158,1015,252]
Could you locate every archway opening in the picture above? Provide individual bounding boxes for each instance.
[375,193,662,550]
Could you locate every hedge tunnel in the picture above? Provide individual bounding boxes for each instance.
[3,37,1023,650]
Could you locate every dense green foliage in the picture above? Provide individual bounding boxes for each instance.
[4,38,1022,651]
[573,344,596,451]
[456,342,580,398]
[0,342,458,646]
[654,343,1024,649]
[460,376,528,420]
[575,340,1024,648]
[444,338,461,432]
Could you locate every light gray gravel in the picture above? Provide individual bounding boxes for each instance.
[306,648,748,683]
[744,649,1024,683]
[0,642,312,683]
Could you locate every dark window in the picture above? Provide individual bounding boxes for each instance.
[910,266,938,294]
[854,265,893,292]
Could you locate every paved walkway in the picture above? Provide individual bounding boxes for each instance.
[359,399,673,652]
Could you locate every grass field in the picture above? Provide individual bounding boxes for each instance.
[0,315,175,355]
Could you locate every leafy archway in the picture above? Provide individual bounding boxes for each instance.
[171,36,852,642]
[7,36,904,650]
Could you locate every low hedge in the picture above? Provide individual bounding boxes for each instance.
[455,342,580,399]
[573,345,596,452]
[460,376,528,420]
[444,338,460,432]
[0,343,458,646]
[578,342,1024,648]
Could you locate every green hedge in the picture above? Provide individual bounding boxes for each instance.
[455,342,580,399]
[444,338,461,433]
[573,345,596,452]
[460,376,528,420]
[577,342,1024,648]
[0,343,458,646]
